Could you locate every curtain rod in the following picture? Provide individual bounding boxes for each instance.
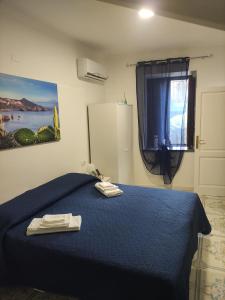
[126,54,213,67]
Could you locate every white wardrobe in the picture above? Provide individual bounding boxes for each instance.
[88,103,133,184]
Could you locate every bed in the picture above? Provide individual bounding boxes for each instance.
[0,173,211,300]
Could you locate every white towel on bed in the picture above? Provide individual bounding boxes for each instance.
[41,213,72,228]
[97,182,119,190]
[26,215,81,236]
[95,182,123,197]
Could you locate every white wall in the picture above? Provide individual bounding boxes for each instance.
[0,11,105,203]
[104,46,225,189]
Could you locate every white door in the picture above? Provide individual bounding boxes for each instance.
[194,89,225,197]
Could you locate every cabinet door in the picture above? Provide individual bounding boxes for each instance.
[117,105,133,184]
[88,103,118,181]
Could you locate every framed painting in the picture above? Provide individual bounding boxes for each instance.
[0,73,60,150]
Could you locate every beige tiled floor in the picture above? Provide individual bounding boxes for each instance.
[190,267,197,300]
[199,268,225,300]
[203,197,225,216]
[201,235,225,270]
[197,195,225,300]
[206,214,225,236]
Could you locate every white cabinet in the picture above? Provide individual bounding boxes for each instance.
[88,103,133,184]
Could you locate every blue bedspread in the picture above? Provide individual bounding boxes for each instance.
[0,173,211,300]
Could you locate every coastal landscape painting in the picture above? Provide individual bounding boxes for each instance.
[0,73,60,150]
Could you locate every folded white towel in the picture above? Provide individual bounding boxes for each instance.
[98,182,118,189]
[95,182,123,198]
[95,182,119,192]
[27,215,81,236]
[43,213,72,223]
[96,186,118,193]
[104,189,123,197]
[99,186,119,192]
[41,213,72,228]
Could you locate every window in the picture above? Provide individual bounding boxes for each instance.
[136,58,195,183]
[146,74,196,151]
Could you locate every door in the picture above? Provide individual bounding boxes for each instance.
[194,89,225,197]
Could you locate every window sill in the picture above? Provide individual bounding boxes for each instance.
[167,146,194,152]
[144,146,195,152]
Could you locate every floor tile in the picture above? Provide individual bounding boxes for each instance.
[203,196,225,216]
[201,235,225,270]
[190,267,197,300]
[199,268,225,300]
[206,214,225,237]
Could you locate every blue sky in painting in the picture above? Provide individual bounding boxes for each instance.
[0,73,58,107]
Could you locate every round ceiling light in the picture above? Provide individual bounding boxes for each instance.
[138,8,155,19]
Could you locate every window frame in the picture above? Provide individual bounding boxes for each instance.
[144,73,196,152]
[186,74,196,152]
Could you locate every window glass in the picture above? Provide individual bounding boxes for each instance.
[169,79,189,147]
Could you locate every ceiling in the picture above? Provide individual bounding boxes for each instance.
[99,0,225,31]
[1,0,225,55]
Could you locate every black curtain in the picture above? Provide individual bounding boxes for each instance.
[136,57,190,184]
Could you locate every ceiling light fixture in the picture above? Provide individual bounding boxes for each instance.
[138,8,155,19]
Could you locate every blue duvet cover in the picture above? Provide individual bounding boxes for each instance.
[0,173,211,300]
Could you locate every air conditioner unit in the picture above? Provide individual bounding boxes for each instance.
[77,58,108,83]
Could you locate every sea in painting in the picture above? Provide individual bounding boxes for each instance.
[0,73,60,150]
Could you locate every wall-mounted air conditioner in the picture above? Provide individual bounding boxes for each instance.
[77,58,108,83]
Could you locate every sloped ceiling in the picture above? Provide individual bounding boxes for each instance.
[99,0,225,31]
[1,0,225,55]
